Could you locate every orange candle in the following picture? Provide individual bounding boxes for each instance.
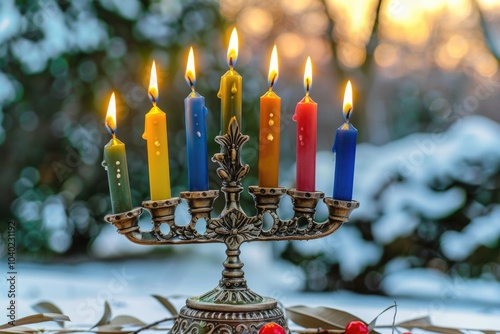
[258,45,281,188]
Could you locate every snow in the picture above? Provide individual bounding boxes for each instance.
[4,257,500,333]
[285,115,500,279]
[0,0,21,45]
[4,0,108,75]
[441,205,500,261]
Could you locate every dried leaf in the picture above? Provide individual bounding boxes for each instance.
[397,316,464,334]
[367,303,396,331]
[91,301,112,329]
[286,305,372,331]
[109,316,145,327]
[0,326,39,333]
[92,324,132,334]
[151,295,179,316]
[0,313,70,329]
[31,301,66,327]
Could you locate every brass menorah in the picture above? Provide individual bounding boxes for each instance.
[105,119,359,334]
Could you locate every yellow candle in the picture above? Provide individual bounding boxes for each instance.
[142,61,171,200]
[258,45,281,188]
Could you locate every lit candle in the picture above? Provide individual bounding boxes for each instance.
[184,47,209,191]
[142,61,171,200]
[293,57,317,192]
[218,27,242,134]
[333,81,357,201]
[102,93,133,213]
[258,45,281,188]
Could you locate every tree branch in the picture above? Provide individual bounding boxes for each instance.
[472,0,500,62]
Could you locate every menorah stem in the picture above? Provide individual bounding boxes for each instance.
[221,185,244,216]
[221,247,245,284]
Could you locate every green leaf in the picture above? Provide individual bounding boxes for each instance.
[91,301,112,329]
[151,295,178,316]
[31,301,66,328]
[286,305,372,332]
[0,313,71,329]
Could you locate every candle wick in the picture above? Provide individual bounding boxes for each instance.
[269,74,276,91]
[305,79,310,97]
[345,108,352,122]
[149,91,157,105]
[188,77,195,92]
[111,130,116,138]
[229,57,234,70]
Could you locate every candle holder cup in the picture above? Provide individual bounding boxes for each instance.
[105,119,359,334]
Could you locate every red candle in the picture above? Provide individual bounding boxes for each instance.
[293,57,317,192]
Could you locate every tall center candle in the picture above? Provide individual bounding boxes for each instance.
[293,57,317,192]
[102,93,132,213]
[142,61,171,200]
[184,47,209,191]
[333,81,357,201]
[218,27,242,134]
[258,45,281,188]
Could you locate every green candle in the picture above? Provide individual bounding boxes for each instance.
[102,93,132,214]
[218,27,242,134]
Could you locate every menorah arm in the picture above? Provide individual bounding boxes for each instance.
[248,187,359,241]
[105,192,232,246]
[104,208,228,246]
[255,197,359,241]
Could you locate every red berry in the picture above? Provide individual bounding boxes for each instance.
[259,322,286,334]
[345,320,369,334]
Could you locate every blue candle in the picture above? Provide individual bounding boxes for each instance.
[185,47,209,191]
[333,81,357,201]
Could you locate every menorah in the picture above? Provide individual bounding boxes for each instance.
[105,119,359,334]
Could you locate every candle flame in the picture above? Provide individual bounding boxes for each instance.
[343,81,353,122]
[185,47,196,90]
[227,27,238,69]
[105,92,117,135]
[268,44,279,89]
[149,61,159,104]
[303,56,312,95]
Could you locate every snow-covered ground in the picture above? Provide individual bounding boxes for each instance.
[3,241,500,333]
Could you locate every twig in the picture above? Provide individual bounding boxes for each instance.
[289,328,344,334]
[132,316,176,334]
[365,0,384,57]
[391,301,397,334]
[472,0,500,62]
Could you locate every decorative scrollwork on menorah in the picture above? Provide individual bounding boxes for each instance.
[105,119,359,334]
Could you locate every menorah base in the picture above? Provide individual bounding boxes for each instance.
[170,297,286,334]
